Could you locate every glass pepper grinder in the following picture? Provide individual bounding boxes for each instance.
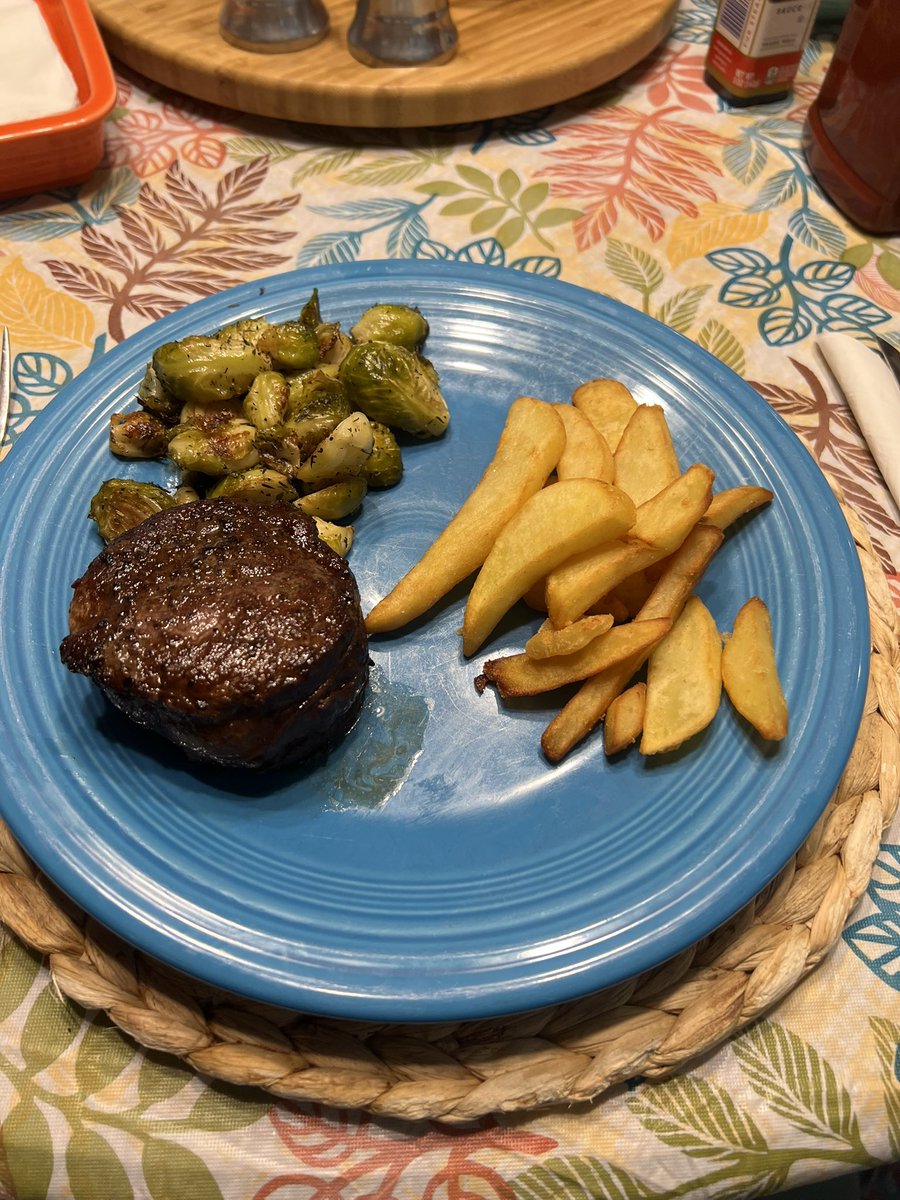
[219,0,329,52]
[347,0,458,67]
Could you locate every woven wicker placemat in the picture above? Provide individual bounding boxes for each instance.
[0,489,897,1123]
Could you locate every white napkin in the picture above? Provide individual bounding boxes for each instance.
[0,0,79,126]
[818,331,900,516]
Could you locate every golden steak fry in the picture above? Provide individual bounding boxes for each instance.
[461,479,636,656]
[604,683,646,756]
[482,619,671,698]
[571,378,638,452]
[613,404,680,506]
[721,597,788,740]
[640,595,722,755]
[366,397,564,634]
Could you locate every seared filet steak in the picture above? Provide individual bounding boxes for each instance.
[60,499,369,769]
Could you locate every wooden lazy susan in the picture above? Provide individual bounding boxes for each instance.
[89,0,678,129]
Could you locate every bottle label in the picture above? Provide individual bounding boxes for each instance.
[706,0,819,97]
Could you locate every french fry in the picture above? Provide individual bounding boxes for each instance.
[554,404,615,483]
[546,540,658,630]
[571,379,637,453]
[643,481,769,584]
[483,618,671,697]
[541,650,645,763]
[604,683,646,756]
[366,397,564,634]
[721,597,788,739]
[525,613,614,659]
[703,485,774,530]
[541,523,724,762]
[545,465,715,628]
[640,596,722,755]
[613,404,680,506]
[637,524,724,622]
[462,479,636,656]
[630,464,715,550]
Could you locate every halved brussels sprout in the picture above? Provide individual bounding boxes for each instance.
[350,304,428,351]
[297,412,374,485]
[152,336,265,405]
[178,397,245,432]
[244,371,289,432]
[217,316,273,349]
[168,419,259,475]
[109,411,169,459]
[256,321,320,372]
[365,421,403,488]
[207,467,297,505]
[137,364,181,424]
[338,342,449,438]
[89,479,177,543]
[310,516,354,557]
[296,477,367,520]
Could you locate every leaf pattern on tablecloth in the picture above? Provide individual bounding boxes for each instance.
[0,936,272,1200]
[507,1021,881,1200]
[259,1106,556,1200]
[538,106,729,248]
[845,849,900,989]
[107,100,242,178]
[0,259,95,352]
[869,1018,900,1160]
[42,160,299,342]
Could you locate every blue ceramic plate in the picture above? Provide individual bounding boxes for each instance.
[0,261,869,1021]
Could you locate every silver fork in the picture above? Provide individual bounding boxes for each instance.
[0,327,9,448]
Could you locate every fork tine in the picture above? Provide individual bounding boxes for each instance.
[0,327,10,447]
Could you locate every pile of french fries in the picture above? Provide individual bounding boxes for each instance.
[365,380,788,763]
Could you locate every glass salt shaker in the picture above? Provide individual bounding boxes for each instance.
[347,0,458,67]
[219,0,329,52]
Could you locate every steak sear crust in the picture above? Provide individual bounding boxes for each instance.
[60,499,369,770]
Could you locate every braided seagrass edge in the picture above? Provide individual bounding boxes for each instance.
[0,490,896,1124]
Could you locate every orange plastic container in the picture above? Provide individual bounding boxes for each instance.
[0,0,117,199]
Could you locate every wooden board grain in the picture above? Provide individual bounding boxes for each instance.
[89,0,678,128]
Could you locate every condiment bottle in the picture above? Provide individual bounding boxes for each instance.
[802,0,900,234]
[704,0,820,106]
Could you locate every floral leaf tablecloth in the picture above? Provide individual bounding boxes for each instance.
[0,1,899,1196]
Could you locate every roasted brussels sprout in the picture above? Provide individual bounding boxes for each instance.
[178,397,245,432]
[256,321,320,372]
[152,336,265,405]
[296,477,367,520]
[207,467,297,505]
[168,419,259,475]
[244,371,289,432]
[350,304,428,351]
[216,316,273,349]
[137,364,181,424]
[285,367,347,421]
[268,370,354,461]
[339,342,449,438]
[89,479,177,543]
[311,516,354,557]
[365,421,403,488]
[296,412,374,486]
[109,411,169,459]
[318,325,352,366]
